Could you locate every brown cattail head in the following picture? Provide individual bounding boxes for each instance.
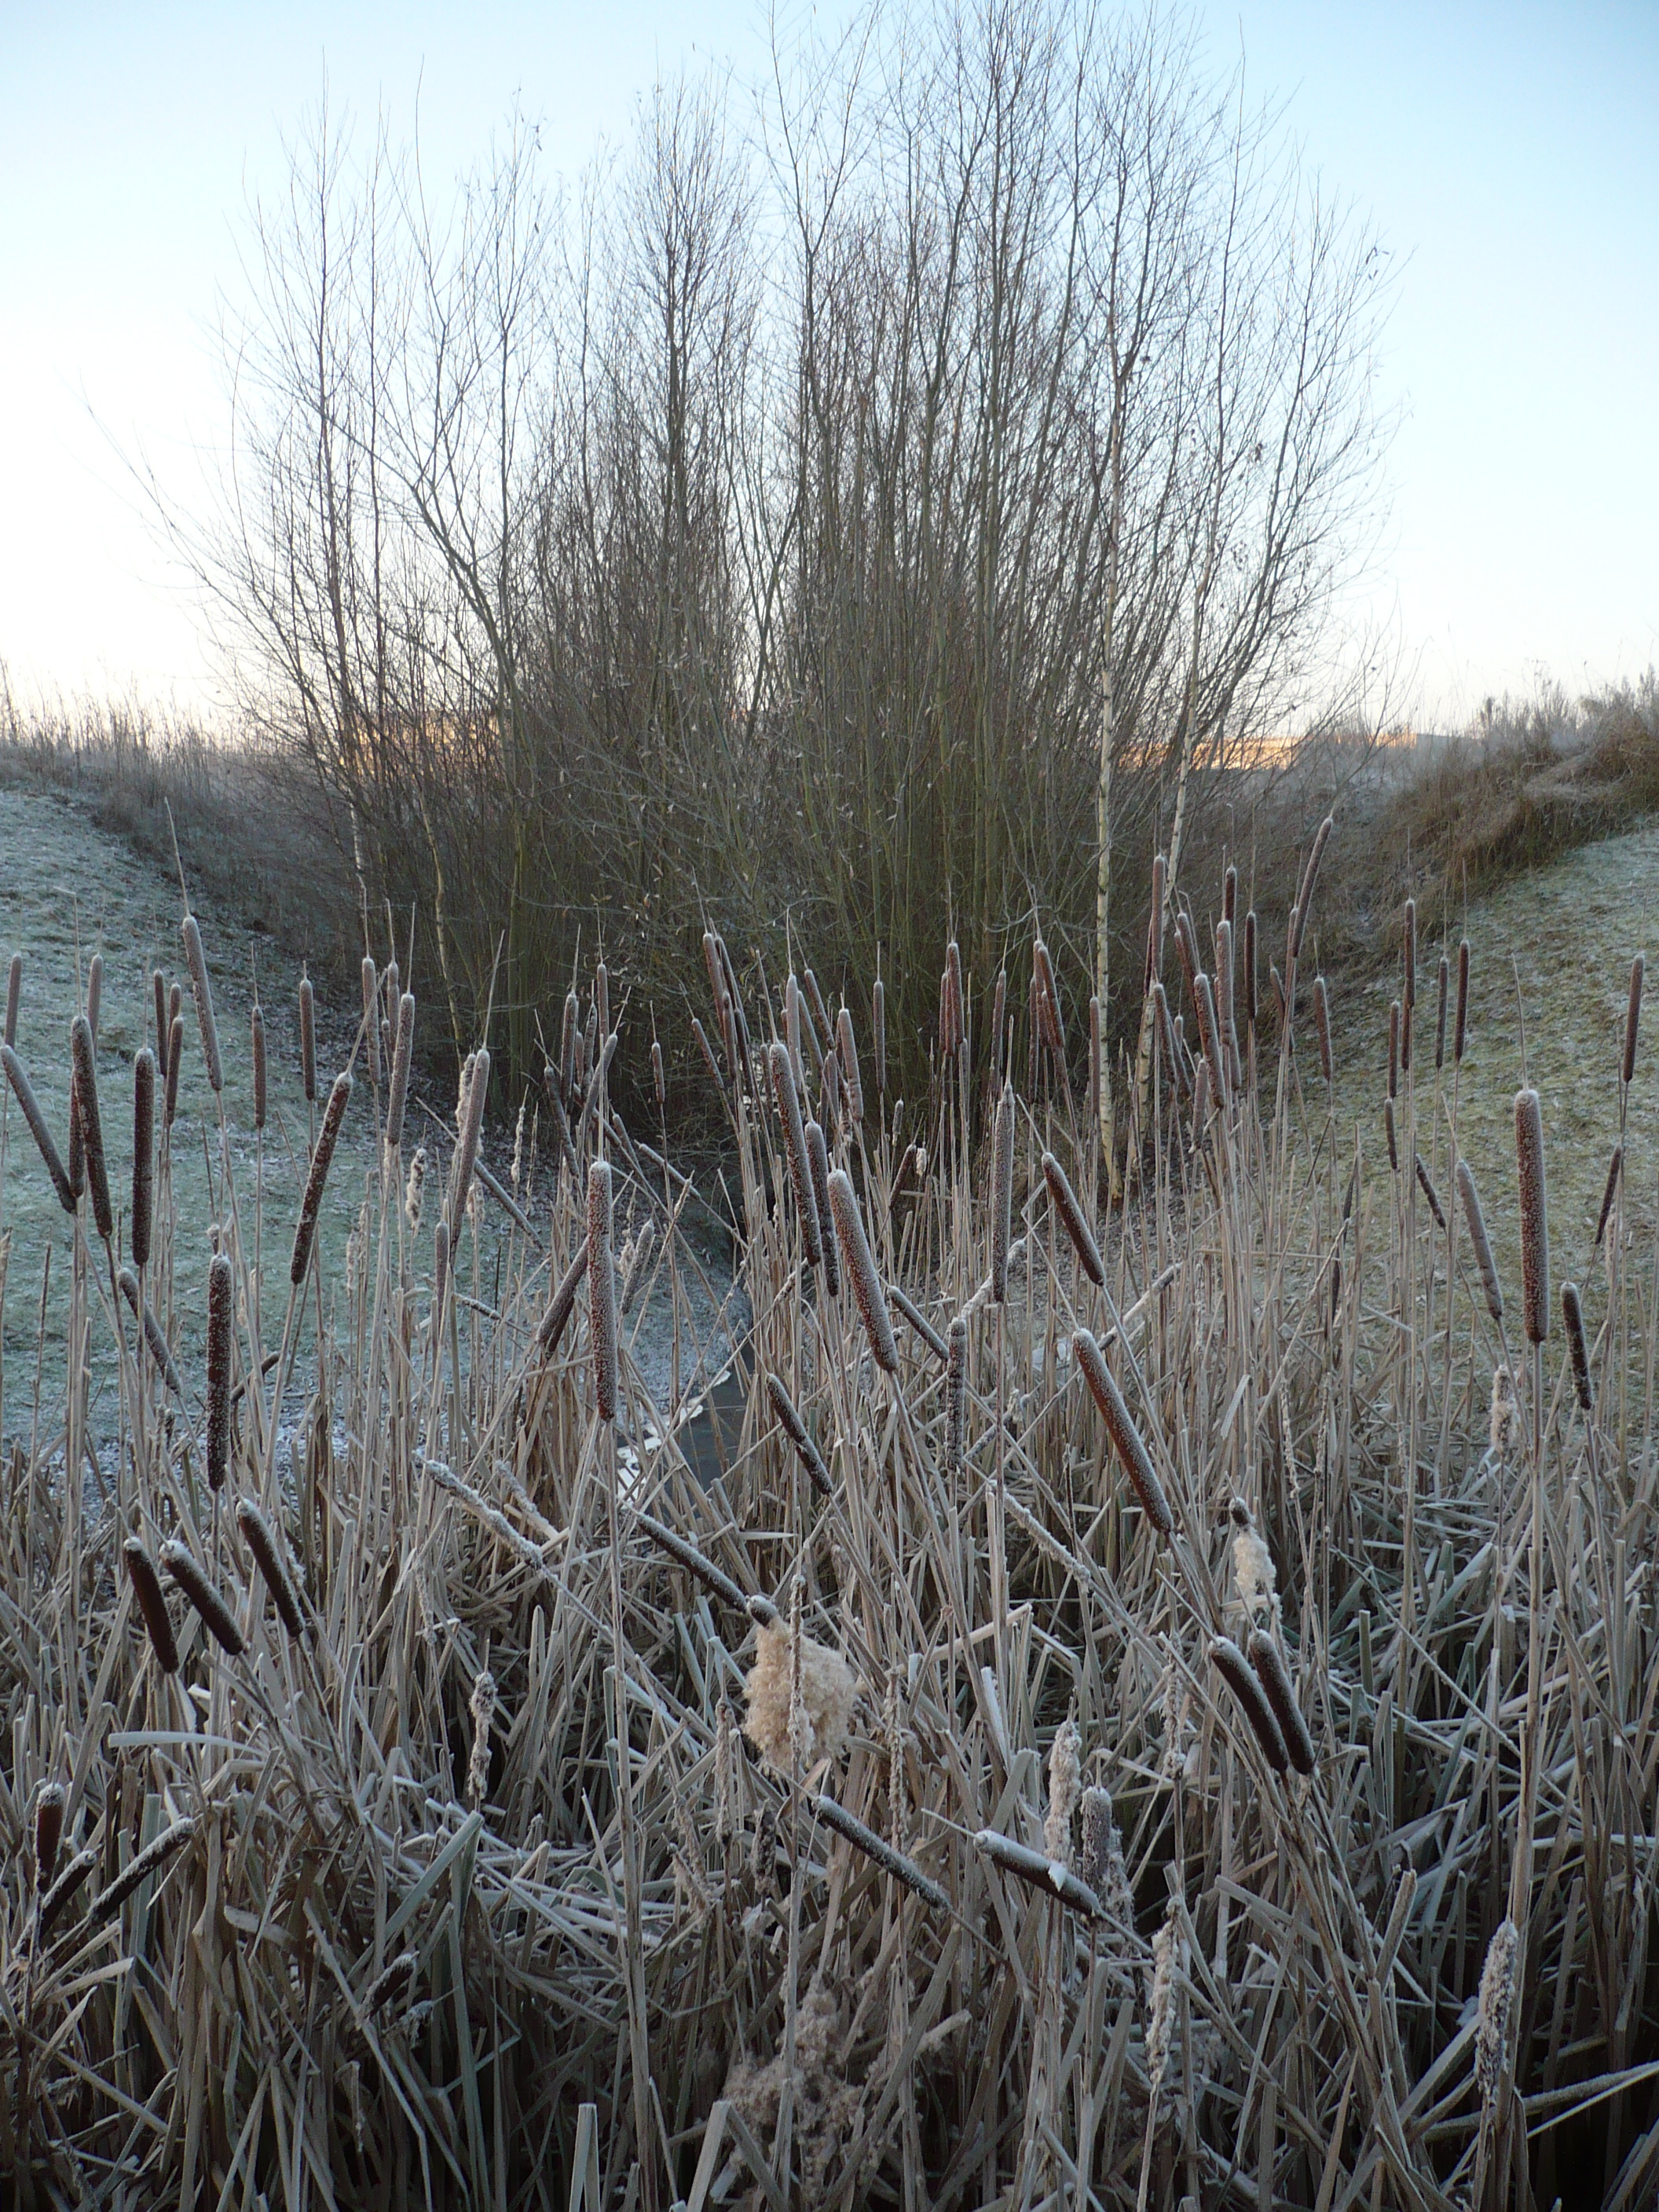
[1245,1629,1317,1775]
[1088,994,1102,1129]
[1400,988,1413,1075]
[1515,1087,1549,1346]
[828,1168,899,1373]
[534,1241,588,1359]
[298,972,316,1102]
[991,1079,1015,1302]
[651,1036,665,1111]
[1243,910,1257,1028]
[1192,972,1229,1109]
[765,1372,833,1498]
[943,940,965,1058]
[1455,939,1470,1063]
[1289,815,1334,964]
[70,1015,113,1239]
[449,1046,489,1232]
[68,1072,84,1199]
[1042,1150,1104,1287]
[85,951,102,1040]
[130,1049,155,1272]
[119,1267,185,1395]
[873,976,886,1094]
[1074,1330,1174,1536]
[1595,1144,1623,1249]
[1402,897,1416,1008]
[1624,953,1644,1088]
[1210,1635,1288,1773]
[1435,953,1449,1070]
[1456,1159,1503,1322]
[181,914,222,1093]
[433,1214,450,1321]
[786,972,806,1087]
[588,1159,618,1423]
[1313,976,1334,1086]
[366,1950,420,2017]
[767,1039,822,1269]
[38,1845,97,1932]
[1415,1153,1447,1231]
[236,1499,307,1638]
[1387,1000,1400,1099]
[691,1015,723,1094]
[1475,1918,1520,2110]
[1033,939,1064,1054]
[206,1252,233,1489]
[804,1120,839,1295]
[152,969,167,1073]
[386,992,416,1150]
[1147,854,1166,986]
[947,1316,968,1478]
[1562,1281,1591,1411]
[123,1537,179,1672]
[1382,1096,1399,1174]
[165,1013,184,1126]
[5,952,20,1049]
[1215,919,1236,1066]
[837,1006,863,1122]
[1222,861,1237,926]
[290,1071,352,1286]
[161,1538,246,1656]
[92,1817,195,1925]
[248,1001,266,1131]
[561,986,580,1098]
[34,1784,64,1891]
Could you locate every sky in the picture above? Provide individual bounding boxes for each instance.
[1,1,1654,731]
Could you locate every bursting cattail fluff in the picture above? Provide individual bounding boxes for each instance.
[290,1070,352,1285]
[130,1049,155,1271]
[386,992,415,1149]
[298,973,316,1102]
[165,1013,184,1126]
[124,1538,179,1672]
[1042,1150,1104,1287]
[588,1159,618,1422]
[237,1500,306,1638]
[1625,953,1644,1088]
[804,1120,838,1295]
[1074,1331,1174,1536]
[1210,1636,1289,1773]
[161,1539,245,1656]
[1515,1087,1549,1345]
[827,1168,898,1373]
[1313,976,1333,1086]
[1457,1160,1504,1322]
[449,1047,489,1231]
[206,1252,233,1490]
[991,1079,1014,1302]
[181,914,222,1093]
[1246,1629,1316,1775]
[70,1015,112,1238]
[767,1040,822,1269]
[405,1146,427,1233]
[1562,1282,1591,1410]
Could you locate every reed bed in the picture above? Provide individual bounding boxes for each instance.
[0,830,1655,2212]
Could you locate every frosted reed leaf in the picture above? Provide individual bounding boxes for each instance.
[161,1538,245,1656]
[181,914,222,1093]
[1074,1330,1173,1536]
[1515,1087,1548,1346]
[827,1168,898,1373]
[290,1071,352,1286]
[1042,1150,1104,1287]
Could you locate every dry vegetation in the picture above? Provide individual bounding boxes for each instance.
[0,811,1656,2211]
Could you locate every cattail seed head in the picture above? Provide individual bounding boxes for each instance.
[5,952,20,1048]
[1222,860,1237,925]
[92,1817,195,1925]
[1075,1330,1174,1536]
[1243,910,1257,1028]
[767,1040,822,1269]
[588,1159,618,1422]
[130,1049,155,1271]
[386,992,415,1150]
[1400,989,1413,1075]
[2,1044,74,1212]
[1455,939,1470,1063]
[39,1845,98,1932]
[804,1120,839,1295]
[766,1372,834,1498]
[161,1538,245,1655]
[1415,1153,1446,1231]
[942,941,965,1058]
[247,1000,266,1130]
[298,972,316,1102]
[1289,815,1333,964]
[34,1784,65,1891]
[1088,994,1102,1130]
[990,968,1006,1080]
[1595,1144,1622,1249]
[1387,1000,1400,1099]
[1456,1159,1503,1322]
[69,1015,112,1238]
[534,1241,588,1360]
[1402,897,1416,1006]
[68,1073,85,1200]
[1313,976,1333,1086]
[1042,1150,1104,1287]
[1624,953,1644,1088]
[366,1950,419,2017]
[837,1006,862,1122]
[690,1015,723,1093]
[1245,1629,1317,1774]
[1192,972,1229,1109]
[1383,1096,1399,1174]
[165,1013,184,1126]
[85,952,102,1040]
[873,976,886,1093]
[449,1046,489,1232]
[119,1267,185,1395]
[124,1537,179,1672]
[152,969,167,1072]
[1515,1087,1548,1346]
[1562,1282,1591,1410]
[290,1071,352,1286]
[361,958,380,1087]
[1435,954,1449,1070]
[1215,918,1236,1071]
[947,1317,968,1478]
[236,1499,306,1637]
[651,1037,665,1111]
[1033,939,1064,1055]
[991,1080,1015,1301]
[1475,1918,1520,2109]
[206,1252,233,1489]
[434,1214,449,1322]
[181,914,222,1093]
[1210,1635,1288,1773]
[827,1168,898,1372]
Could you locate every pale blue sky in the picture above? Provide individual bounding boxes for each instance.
[2,2,1654,727]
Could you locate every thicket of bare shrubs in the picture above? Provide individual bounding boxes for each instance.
[1,808,1657,2207]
